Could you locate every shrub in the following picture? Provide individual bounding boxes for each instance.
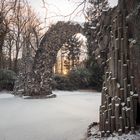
[86,57,104,91]
[0,69,17,91]
[52,66,101,91]
[52,74,77,91]
[68,68,91,89]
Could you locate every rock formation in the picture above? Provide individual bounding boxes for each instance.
[98,0,140,136]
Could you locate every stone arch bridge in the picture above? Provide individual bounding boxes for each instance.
[14,21,82,97]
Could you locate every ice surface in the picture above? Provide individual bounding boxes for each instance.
[0,90,101,140]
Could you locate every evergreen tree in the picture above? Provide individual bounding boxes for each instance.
[62,35,81,70]
[83,0,109,90]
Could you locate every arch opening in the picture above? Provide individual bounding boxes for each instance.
[53,33,87,75]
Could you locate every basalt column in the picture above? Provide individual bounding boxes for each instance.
[99,2,139,136]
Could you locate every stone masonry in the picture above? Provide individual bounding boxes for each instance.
[14,22,82,97]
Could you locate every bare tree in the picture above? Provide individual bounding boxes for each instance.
[0,0,44,72]
[0,0,13,69]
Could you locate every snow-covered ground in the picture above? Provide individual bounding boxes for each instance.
[87,124,140,140]
[0,90,101,140]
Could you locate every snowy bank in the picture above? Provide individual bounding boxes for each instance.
[87,123,140,140]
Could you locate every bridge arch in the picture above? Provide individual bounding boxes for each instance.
[15,21,82,97]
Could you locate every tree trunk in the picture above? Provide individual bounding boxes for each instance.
[8,46,12,70]
[14,49,19,73]
[0,37,5,69]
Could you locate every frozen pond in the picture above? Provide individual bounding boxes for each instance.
[0,90,101,140]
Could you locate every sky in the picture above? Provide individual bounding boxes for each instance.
[27,0,118,25]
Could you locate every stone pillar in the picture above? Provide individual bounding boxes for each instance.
[124,78,128,103]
